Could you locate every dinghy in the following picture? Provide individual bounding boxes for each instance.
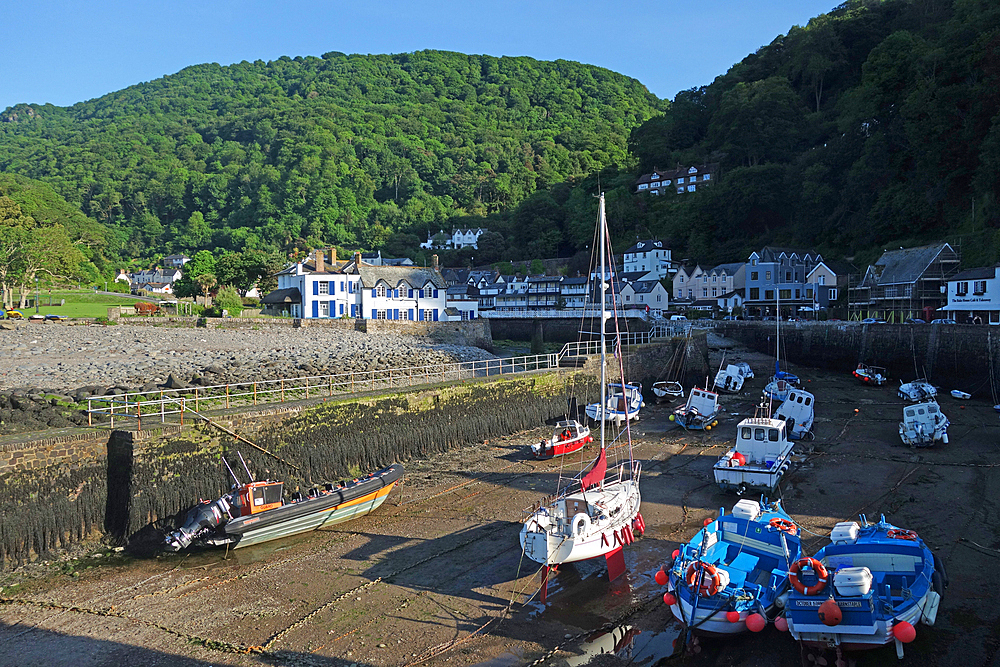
[898,379,937,401]
[853,364,888,386]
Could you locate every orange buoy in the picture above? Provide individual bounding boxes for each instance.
[746,613,766,632]
[818,597,842,626]
[854,408,860,413]
[894,620,916,643]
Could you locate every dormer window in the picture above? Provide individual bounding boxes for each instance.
[688,167,698,174]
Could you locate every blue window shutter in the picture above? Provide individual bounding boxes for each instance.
[371,309,377,319]
[312,282,319,296]
[351,304,356,317]
[339,303,344,315]
[433,309,439,321]
[408,309,414,320]
[433,289,439,298]
[393,309,399,319]
[418,309,423,321]
[372,288,376,297]
[340,281,345,292]
[408,289,413,298]
[312,301,318,318]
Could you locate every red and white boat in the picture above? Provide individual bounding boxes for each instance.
[531,419,593,459]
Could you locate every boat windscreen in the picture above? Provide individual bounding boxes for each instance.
[254,483,283,506]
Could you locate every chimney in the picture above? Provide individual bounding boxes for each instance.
[315,249,325,273]
[354,252,362,267]
[330,247,337,265]
[432,254,439,272]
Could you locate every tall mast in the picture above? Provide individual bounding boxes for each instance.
[599,193,607,451]
[775,287,781,376]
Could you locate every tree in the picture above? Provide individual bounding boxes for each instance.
[0,197,33,309]
[195,273,218,307]
[171,250,217,299]
[213,285,243,316]
[475,231,506,264]
[215,249,282,296]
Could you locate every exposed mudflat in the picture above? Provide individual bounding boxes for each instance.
[1,336,996,667]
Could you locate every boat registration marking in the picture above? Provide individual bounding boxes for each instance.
[795,599,867,608]
[723,522,737,533]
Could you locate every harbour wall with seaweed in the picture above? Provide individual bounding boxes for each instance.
[0,370,597,570]
[715,322,1000,398]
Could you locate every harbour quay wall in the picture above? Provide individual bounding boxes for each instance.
[715,322,998,397]
[0,371,593,570]
[489,317,652,345]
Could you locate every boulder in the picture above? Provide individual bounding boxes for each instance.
[164,374,190,390]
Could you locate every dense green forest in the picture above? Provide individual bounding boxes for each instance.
[2,0,1000,279]
[0,51,663,266]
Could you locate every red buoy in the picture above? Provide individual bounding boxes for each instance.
[818,597,843,626]
[894,620,916,643]
[663,591,677,606]
[703,518,713,527]
[746,613,766,632]
[672,549,680,559]
[774,616,788,632]
[733,452,746,466]
[654,569,668,586]
[726,611,740,623]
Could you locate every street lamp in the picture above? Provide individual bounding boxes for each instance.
[35,276,39,313]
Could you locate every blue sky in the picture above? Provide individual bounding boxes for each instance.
[3,0,836,110]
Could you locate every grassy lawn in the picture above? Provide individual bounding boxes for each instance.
[5,289,162,319]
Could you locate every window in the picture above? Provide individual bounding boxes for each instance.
[754,428,765,441]
[779,289,791,300]
[829,288,838,300]
[795,289,801,299]
[769,429,779,442]
[765,271,771,281]
[703,174,710,181]
[677,188,684,194]
[712,287,718,296]
[400,309,409,320]
[657,294,662,302]
[319,301,329,317]
[677,290,683,298]
[765,290,775,300]
[318,281,329,295]
[679,276,684,283]
[638,183,648,190]
[650,181,660,187]
[751,271,758,281]
[702,288,708,297]
[678,177,685,184]
[806,288,814,298]
[626,295,631,301]
[974,280,988,295]
[376,284,387,298]
[703,276,709,283]
[751,258,758,266]
[712,276,717,283]
[687,185,696,192]
[376,310,388,320]
[819,275,825,285]
[750,288,760,300]
[785,271,791,281]
[665,179,671,185]
[741,427,751,439]
[639,295,644,302]
[956,281,968,295]
[687,289,693,298]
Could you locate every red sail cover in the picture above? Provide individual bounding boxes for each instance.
[581,447,607,490]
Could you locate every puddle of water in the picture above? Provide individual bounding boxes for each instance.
[472,646,525,666]
[556,622,684,666]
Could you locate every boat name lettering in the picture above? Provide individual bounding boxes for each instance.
[244,518,259,525]
[794,600,866,608]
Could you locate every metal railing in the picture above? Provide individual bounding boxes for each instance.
[86,324,686,429]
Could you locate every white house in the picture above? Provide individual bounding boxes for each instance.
[620,280,670,316]
[941,264,1000,324]
[560,277,589,309]
[420,228,487,250]
[672,265,704,301]
[623,240,673,279]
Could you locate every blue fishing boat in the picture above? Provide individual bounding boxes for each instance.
[658,498,802,635]
[784,515,945,660]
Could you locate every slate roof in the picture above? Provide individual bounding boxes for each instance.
[870,243,956,285]
[560,276,589,285]
[753,247,821,263]
[355,266,446,289]
[951,265,999,281]
[620,271,653,283]
[709,262,743,275]
[629,280,663,294]
[623,239,666,254]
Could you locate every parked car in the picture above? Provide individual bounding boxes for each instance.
[861,317,887,323]
[722,315,742,321]
[904,318,926,324]
[669,315,688,321]
[930,318,957,324]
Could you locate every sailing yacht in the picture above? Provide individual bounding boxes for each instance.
[763,294,800,401]
[520,193,643,591]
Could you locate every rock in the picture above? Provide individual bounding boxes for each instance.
[0,321,16,330]
[164,374,190,389]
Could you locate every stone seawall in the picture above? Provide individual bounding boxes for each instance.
[716,322,999,397]
[0,371,593,569]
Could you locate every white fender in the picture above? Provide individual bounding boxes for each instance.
[571,512,591,536]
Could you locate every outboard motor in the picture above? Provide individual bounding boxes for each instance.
[164,496,231,551]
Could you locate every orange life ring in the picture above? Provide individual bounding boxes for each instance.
[789,557,828,595]
[887,528,918,541]
[685,561,722,597]
[769,518,798,536]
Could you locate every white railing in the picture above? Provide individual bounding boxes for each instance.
[87,352,557,429]
[480,308,635,319]
[86,323,688,429]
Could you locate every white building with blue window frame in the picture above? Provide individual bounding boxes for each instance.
[264,249,449,321]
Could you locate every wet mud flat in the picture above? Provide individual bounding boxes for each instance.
[1,342,998,667]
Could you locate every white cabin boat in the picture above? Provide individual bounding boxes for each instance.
[898,379,937,401]
[671,387,721,430]
[734,362,754,379]
[713,417,794,494]
[586,382,643,424]
[713,364,748,393]
[772,388,815,440]
[899,400,949,447]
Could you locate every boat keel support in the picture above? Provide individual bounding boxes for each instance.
[606,546,626,582]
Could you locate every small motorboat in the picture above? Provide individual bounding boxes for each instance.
[713,364,748,393]
[898,379,937,401]
[764,370,800,402]
[853,364,887,386]
[950,389,971,400]
[586,382,644,424]
[899,400,949,447]
[652,380,684,402]
[714,414,794,495]
[658,498,802,635]
[531,419,593,459]
[772,388,815,440]
[165,461,403,551]
[734,362,754,379]
[785,515,944,660]
[671,387,720,431]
